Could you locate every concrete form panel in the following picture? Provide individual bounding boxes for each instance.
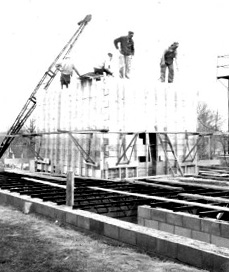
[34,77,198,178]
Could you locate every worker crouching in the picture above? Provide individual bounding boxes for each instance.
[160,42,179,83]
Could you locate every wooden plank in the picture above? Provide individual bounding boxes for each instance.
[199,210,223,216]
[178,177,229,186]
[144,177,229,192]
[179,193,229,204]
[128,180,184,191]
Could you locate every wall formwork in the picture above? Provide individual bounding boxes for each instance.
[34,76,198,178]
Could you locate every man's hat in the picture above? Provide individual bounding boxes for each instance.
[128,31,134,35]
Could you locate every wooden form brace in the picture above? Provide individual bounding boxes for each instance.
[157,133,184,176]
[116,133,139,166]
[58,129,97,166]
[182,134,204,163]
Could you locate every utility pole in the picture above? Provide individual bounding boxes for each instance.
[217,55,229,154]
[217,75,229,154]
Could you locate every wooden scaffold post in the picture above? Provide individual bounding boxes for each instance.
[66,171,74,207]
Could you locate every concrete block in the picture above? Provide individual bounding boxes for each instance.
[77,214,90,230]
[159,222,174,234]
[13,197,24,211]
[35,203,55,219]
[202,251,229,272]
[182,214,201,231]
[66,211,78,226]
[156,238,177,259]
[104,223,119,240]
[211,235,229,249]
[136,232,157,253]
[90,218,104,235]
[212,221,223,237]
[0,192,7,204]
[191,230,210,243]
[144,219,159,229]
[201,251,214,271]
[22,201,33,214]
[119,228,136,246]
[33,202,45,215]
[221,222,229,239]
[166,211,183,226]
[138,216,144,226]
[201,218,220,236]
[218,260,229,272]
[175,226,191,238]
[53,208,66,223]
[138,205,151,220]
[150,208,166,222]
[177,244,203,268]
[6,194,15,206]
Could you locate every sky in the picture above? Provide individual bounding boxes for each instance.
[1,0,229,132]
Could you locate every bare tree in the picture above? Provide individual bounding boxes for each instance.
[10,118,37,159]
[197,102,225,159]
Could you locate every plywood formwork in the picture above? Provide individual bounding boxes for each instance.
[34,76,198,178]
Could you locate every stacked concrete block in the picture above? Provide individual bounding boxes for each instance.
[1,189,229,271]
[138,205,229,249]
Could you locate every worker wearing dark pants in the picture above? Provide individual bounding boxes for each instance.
[56,56,81,89]
[160,63,174,83]
[160,42,179,83]
[60,74,71,88]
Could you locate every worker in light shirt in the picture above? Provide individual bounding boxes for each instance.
[56,55,81,89]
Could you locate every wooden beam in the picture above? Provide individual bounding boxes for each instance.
[1,131,223,138]
[66,171,74,207]
[128,180,184,191]
[172,205,199,211]
[144,177,229,192]
[179,193,229,204]
[199,210,225,216]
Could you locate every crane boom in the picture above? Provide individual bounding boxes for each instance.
[0,14,92,159]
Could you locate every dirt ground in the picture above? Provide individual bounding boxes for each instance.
[0,204,209,272]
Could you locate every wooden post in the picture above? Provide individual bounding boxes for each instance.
[66,171,74,207]
[145,132,149,176]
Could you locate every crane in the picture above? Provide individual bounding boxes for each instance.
[0,14,92,159]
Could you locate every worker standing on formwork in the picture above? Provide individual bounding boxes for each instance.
[114,31,135,79]
[160,42,179,83]
[56,56,81,89]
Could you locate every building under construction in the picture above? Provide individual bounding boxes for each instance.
[2,15,229,271]
[0,14,199,179]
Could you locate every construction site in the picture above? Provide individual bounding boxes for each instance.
[2,14,229,272]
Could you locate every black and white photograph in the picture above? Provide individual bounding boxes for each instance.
[0,1,229,271]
